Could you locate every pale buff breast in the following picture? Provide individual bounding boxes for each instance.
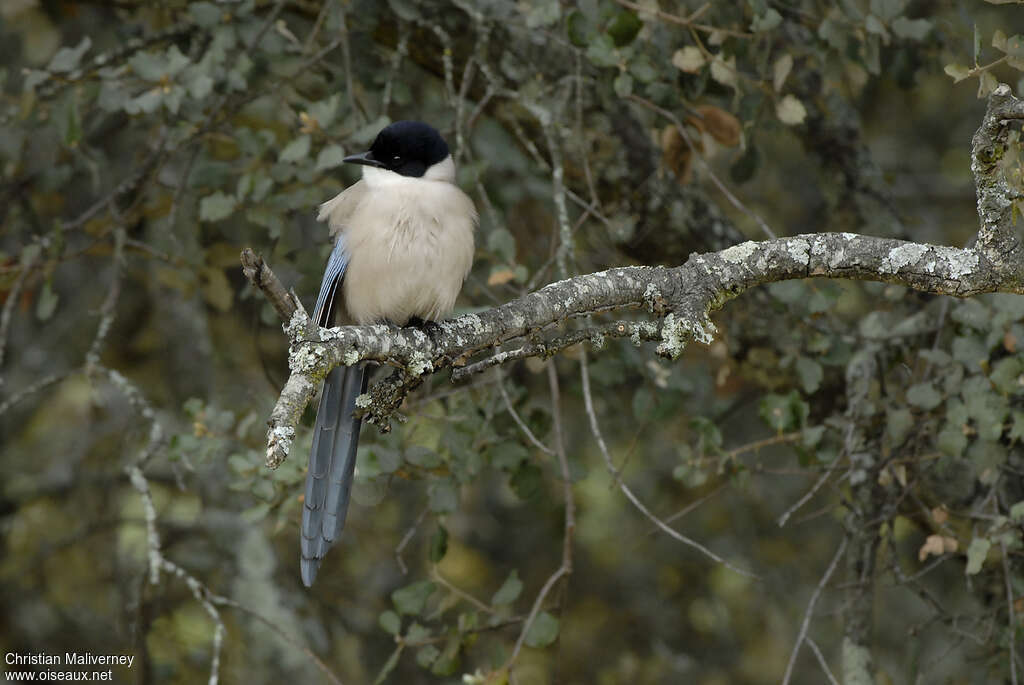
[318,164,476,326]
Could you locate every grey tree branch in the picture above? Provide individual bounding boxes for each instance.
[253,84,1024,470]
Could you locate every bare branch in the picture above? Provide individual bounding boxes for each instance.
[782,536,848,685]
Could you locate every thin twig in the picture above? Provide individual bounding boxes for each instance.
[580,349,757,578]
[0,241,42,387]
[778,445,846,527]
[210,594,344,685]
[431,566,495,615]
[505,363,575,671]
[497,371,555,456]
[1001,540,1020,684]
[805,637,841,685]
[394,508,428,575]
[781,535,847,685]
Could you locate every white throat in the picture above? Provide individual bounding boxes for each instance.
[362,154,456,189]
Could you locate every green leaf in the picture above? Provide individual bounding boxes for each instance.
[892,16,931,41]
[429,524,448,563]
[35,281,59,321]
[428,478,458,513]
[392,580,435,616]
[944,63,971,83]
[870,0,906,21]
[406,446,443,469]
[751,8,782,32]
[906,382,942,410]
[1007,34,1024,59]
[759,391,809,433]
[307,94,340,129]
[486,228,516,262]
[492,570,523,606]
[802,425,826,448]
[606,10,642,46]
[315,144,346,171]
[123,89,162,114]
[887,408,914,445]
[489,442,528,471]
[128,52,167,81]
[406,622,431,643]
[963,375,1008,441]
[566,11,595,47]
[279,135,311,163]
[613,72,633,97]
[795,357,823,394]
[865,14,887,38]
[189,2,223,27]
[526,0,561,29]
[629,55,658,83]
[965,537,991,575]
[185,69,214,99]
[585,34,619,68]
[415,645,440,668]
[62,97,82,147]
[730,144,760,183]
[1010,501,1024,522]
[524,611,560,648]
[199,191,237,222]
[48,37,91,73]
[379,610,401,635]
[937,422,967,458]
[990,357,1024,394]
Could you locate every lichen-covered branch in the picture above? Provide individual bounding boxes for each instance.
[971,83,1024,277]
[257,229,1022,467]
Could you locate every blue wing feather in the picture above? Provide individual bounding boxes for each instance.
[313,236,349,328]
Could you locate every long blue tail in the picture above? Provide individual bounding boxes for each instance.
[300,363,368,587]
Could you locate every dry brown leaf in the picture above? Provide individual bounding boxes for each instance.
[694,104,742,147]
[660,125,698,185]
[1004,330,1017,353]
[487,268,517,286]
[919,534,958,562]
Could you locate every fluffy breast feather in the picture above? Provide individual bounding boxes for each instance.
[318,175,476,325]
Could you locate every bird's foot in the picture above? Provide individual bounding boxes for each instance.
[407,316,444,339]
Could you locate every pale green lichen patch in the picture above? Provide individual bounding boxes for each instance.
[931,246,979,278]
[881,243,929,274]
[720,241,758,264]
[266,426,295,465]
[342,348,361,366]
[284,308,309,338]
[657,313,687,359]
[291,344,326,374]
[656,313,715,359]
[354,393,372,409]
[786,238,810,264]
[407,351,433,376]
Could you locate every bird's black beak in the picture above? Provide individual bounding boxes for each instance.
[343,151,386,168]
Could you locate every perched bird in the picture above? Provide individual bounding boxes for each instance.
[301,121,477,587]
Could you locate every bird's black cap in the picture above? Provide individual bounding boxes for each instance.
[343,121,450,178]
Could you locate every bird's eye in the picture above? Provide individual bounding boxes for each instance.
[393,155,401,161]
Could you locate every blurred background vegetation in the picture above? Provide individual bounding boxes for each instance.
[2,0,1024,683]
